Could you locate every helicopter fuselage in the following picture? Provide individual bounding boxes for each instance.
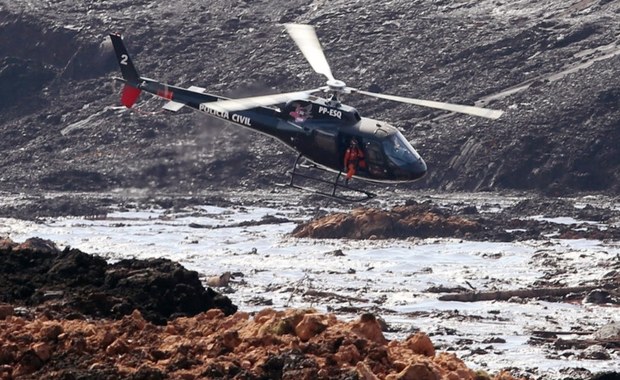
[134,78,427,183]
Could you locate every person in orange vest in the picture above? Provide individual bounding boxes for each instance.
[343,138,366,184]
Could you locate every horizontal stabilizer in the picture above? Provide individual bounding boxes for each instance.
[187,86,206,93]
[121,84,141,108]
[162,100,186,112]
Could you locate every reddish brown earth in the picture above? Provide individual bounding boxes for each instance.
[292,202,481,240]
[0,306,520,380]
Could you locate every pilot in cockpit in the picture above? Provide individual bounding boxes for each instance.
[288,102,312,123]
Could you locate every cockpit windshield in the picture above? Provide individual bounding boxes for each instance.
[383,132,421,164]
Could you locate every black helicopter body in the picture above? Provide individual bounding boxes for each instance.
[109,25,501,200]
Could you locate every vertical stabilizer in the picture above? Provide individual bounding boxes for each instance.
[109,33,142,107]
[109,33,141,86]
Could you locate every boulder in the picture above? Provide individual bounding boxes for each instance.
[594,323,620,341]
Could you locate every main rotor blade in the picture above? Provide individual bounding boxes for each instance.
[202,88,325,113]
[285,23,335,82]
[353,89,504,120]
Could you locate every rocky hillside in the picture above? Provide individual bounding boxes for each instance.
[0,0,619,195]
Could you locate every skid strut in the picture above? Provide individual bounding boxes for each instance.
[283,154,376,202]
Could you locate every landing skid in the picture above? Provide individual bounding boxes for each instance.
[278,154,376,202]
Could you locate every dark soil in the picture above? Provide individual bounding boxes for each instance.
[0,237,236,324]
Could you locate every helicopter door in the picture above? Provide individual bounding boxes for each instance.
[364,141,388,179]
[312,129,339,167]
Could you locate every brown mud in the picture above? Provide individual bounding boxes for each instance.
[1,194,619,379]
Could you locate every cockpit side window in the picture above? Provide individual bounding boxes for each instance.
[286,101,313,123]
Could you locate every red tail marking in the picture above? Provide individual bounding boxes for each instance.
[121,85,141,108]
[157,87,173,100]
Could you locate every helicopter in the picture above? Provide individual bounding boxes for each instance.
[109,24,503,201]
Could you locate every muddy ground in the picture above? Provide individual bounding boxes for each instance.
[1,191,620,379]
[292,197,620,241]
[0,213,529,380]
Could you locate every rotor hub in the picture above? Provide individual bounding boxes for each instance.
[326,79,347,92]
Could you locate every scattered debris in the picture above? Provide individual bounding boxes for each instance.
[438,283,619,303]
[206,271,234,287]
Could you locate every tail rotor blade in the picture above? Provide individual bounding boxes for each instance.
[285,23,335,82]
[353,89,504,120]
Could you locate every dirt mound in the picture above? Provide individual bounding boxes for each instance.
[292,201,482,240]
[291,200,620,241]
[0,237,236,324]
[0,307,521,380]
